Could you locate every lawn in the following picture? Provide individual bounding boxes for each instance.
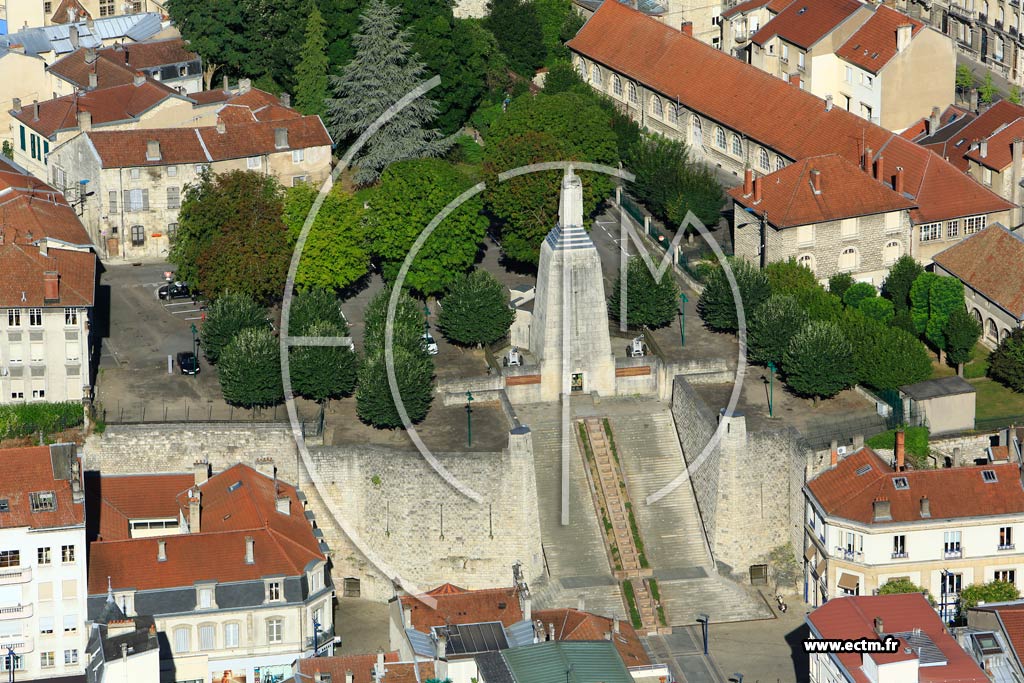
[971,376,1024,426]
[930,342,989,380]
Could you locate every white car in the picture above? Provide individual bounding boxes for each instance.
[422,333,439,355]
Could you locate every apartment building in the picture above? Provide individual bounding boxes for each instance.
[85,605,160,683]
[567,0,1016,268]
[807,593,988,683]
[804,440,1024,625]
[0,444,88,681]
[48,39,203,96]
[0,158,96,405]
[722,0,793,59]
[729,155,915,285]
[0,0,164,35]
[573,0,724,47]
[86,463,335,683]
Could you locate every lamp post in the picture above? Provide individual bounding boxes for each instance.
[696,613,709,655]
[190,323,199,364]
[6,646,16,683]
[466,391,474,447]
[423,301,431,333]
[767,360,777,417]
[678,292,689,349]
[312,616,321,657]
[940,568,951,625]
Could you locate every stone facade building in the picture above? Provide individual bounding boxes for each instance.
[722,0,792,59]
[1,0,163,34]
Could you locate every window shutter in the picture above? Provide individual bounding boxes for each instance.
[123,190,131,211]
[142,189,149,211]
[109,191,118,213]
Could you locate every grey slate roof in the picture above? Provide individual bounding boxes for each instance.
[406,627,435,658]
[901,375,976,401]
[475,651,515,683]
[505,619,537,648]
[0,13,162,56]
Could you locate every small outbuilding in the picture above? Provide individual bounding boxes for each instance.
[900,376,977,435]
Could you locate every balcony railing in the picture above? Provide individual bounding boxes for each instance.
[0,604,32,621]
[944,548,963,559]
[949,2,979,20]
[0,567,31,586]
[891,552,909,559]
[0,635,33,654]
[305,624,336,653]
[836,548,863,561]
[999,544,1016,551]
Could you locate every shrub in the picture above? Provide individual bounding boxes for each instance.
[866,426,931,468]
[878,577,934,604]
[842,282,876,309]
[828,272,855,301]
[989,328,1024,391]
[0,402,83,440]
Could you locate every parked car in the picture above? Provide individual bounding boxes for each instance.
[422,333,439,355]
[159,281,192,300]
[177,351,200,375]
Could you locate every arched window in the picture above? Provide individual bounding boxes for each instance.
[775,156,785,171]
[577,58,587,78]
[732,135,742,156]
[999,6,1005,24]
[613,75,623,97]
[692,116,702,145]
[987,318,999,342]
[715,127,726,149]
[628,82,638,104]
[652,97,663,117]
[591,64,602,86]
[797,253,816,274]
[759,148,770,171]
[838,247,859,272]
[972,308,983,324]
[883,240,901,265]
[1001,328,1011,342]
[668,103,679,124]
[173,627,191,654]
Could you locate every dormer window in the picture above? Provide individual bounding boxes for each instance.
[29,491,56,512]
[983,469,998,483]
[893,477,909,490]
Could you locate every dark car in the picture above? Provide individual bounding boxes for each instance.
[177,351,200,375]
[159,281,192,300]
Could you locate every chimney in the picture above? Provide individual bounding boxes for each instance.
[895,430,906,471]
[375,649,385,676]
[314,674,323,683]
[681,21,693,36]
[873,498,892,521]
[133,71,145,87]
[920,496,931,518]
[874,617,884,635]
[927,106,940,135]
[280,92,291,108]
[12,98,21,114]
[753,176,763,203]
[864,147,873,171]
[146,140,161,161]
[577,594,585,612]
[403,603,412,628]
[613,619,621,634]
[193,460,208,486]
[789,73,801,88]
[743,168,753,196]
[435,631,447,660]
[245,536,254,564]
[43,271,59,302]
[1012,138,1023,226]
[830,439,839,466]
[69,25,79,49]
[810,169,822,194]
[275,494,290,515]
[980,138,989,158]
[32,100,39,122]
[874,155,885,182]
[896,24,912,52]
[604,630,612,640]
[216,119,226,135]
[825,94,833,112]
[548,622,556,641]
[157,540,167,562]
[223,74,229,92]
[274,127,288,150]
[77,110,91,131]
[894,166,904,195]
[189,491,201,533]
[522,589,532,622]
[88,71,97,89]
[239,78,251,94]
[85,47,97,65]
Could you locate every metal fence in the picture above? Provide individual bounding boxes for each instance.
[100,401,325,438]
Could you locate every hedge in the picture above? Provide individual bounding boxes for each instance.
[0,402,83,440]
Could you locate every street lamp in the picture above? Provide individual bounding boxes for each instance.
[466,391,474,447]
[767,360,777,418]
[678,292,689,349]
[190,323,199,368]
[696,613,709,655]
[312,616,321,657]
[941,568,951,625]
[5,646,16,683]
[423,301,431,333]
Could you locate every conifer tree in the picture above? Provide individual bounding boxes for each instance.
[295,5,330,117]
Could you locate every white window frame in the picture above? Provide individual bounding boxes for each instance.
[266,617,283,644]
[964,215,986,234]
[28,308,42,327]
[173,626,190,653]
[292,149,304,164]
[247,156,262,170]
[224,622,240,648]
[919,222,941,241]
[198,623,216,651]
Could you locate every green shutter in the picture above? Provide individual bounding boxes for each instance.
[19,126,25,151]
[30,135,36,159]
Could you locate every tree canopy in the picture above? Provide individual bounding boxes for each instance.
[218,327,284,407]
[609,256,680,329]
[782,321,857,400]
[944,307,982,373]
[199,291,267,364]
[878,578,934,604]
[989,328,1024,391]
[960,580,1020,611]
[484,0,546,75]
[697,258,771,332]
[438,269,515,345]
[294,5,330,117]
[283,183,370,292]
[883,255,924,314]
[747,294,808,367]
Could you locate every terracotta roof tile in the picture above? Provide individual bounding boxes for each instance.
[49,50,138,90]
[48,41,197,92]
[400,584,524,630]
[87,464,324,594]
[807,447,1024,524]
[86,473,194,541]
[0,445,84,530]
[294,653,433,683]
[964,117,1024,170]
[0,243,95,308]
[722,0,795,20]
[750,0,863,49]
[808,594,988,682]
[933,225,1024,320]
[532,608,650,667]
[835,5,924,74]
[95,39,198,70]
[939,100,1024,170]
[728,153,916,227]
[568,1,1015,223]
[0,161,93,245]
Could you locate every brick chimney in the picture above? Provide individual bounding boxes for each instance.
[157,540,167,562]
[927,106,940,135]
[789,73,801,88]
[874,617,884,635]
[895,430,906,471]
[280,92,291,108]
[874,155,885,182]
[133,71,145,87]
[193,460,208,486]
[375,650,385,678]
[894,166,904,195]
[85,47,97,65]
[980,139,989,158]
[77,110,91,131]
[222,74,229,92]
[920,496,930,518]
[896,24,912,52]
[69,25,79,49]
[12,98,21,114]
[43,271,59,302]
[244,536,254,564]
[753,176,763,204]
[239,78,251,94]
[32,100,39,122]
[681,21,693,36]
[216,119,226,134]
[873,498,892,521]
[189,489,201,534]
[548,622,555,641]
[825,94,833,112]
[810,169,822,195]
[864,147,873,172]
[88,71,97,89]
[743,168,753,196]
[830,439,839,466]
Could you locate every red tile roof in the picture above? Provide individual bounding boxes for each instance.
[88,473,194,541]
[933,225,1024,320]
[0,159,93,245]
[807,447,1024,524]
[400,583,524,630]
[964,117,1024,170]
[12,81,182,138]
[48,41,198,92]
[750,0,864,49]
[972,601,1024,668]
[722,0,795,20]
[84,115,331,168]
[809,594,988,682]
[0,446,85,530]
[533,608,649,667]
[568,0,1015,223]
[901,105,974,142]
[728,153,916,228]
[95,39,197,71]
[0,243,96,308]
[939,100,1024,170]
[294,653,433,683]
[87,464,324,593]
[835,5,923,74]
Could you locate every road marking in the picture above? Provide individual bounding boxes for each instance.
[171,309,202,315]
[163,301,195,307]
[183,316,204,321]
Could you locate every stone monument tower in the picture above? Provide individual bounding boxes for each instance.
[528,168,616,401]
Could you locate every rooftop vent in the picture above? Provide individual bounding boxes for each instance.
[228,481,243,492]
[855,464,872,476]
[798,6,808,13]
[893,477,909,490]
[983,469,998,483]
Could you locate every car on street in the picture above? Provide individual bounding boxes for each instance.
[176,351,200,375]
[159,281,192,300]
[422,333,439,355]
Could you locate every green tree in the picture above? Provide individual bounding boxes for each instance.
[989,328,1024,391]
[882,255,924,314]
[217,327,283,407]
[697,258,771,332]
[283,183,369,292]
[839,310,931,391]
[320,0,362,69]
[925,277,965,361]
[980,72,998,105]
[944,307,982,376]
[534,0,571,58]
[289,320,358,401]
[542,60,585,95]
[438,270,515,345]
[294,4,329,117]
[245,0,310,92]
[166,0,247,87]
[782,321,857,401]
[956,64,974,100]
[960,581,1020,612]
[287,287,348,337]
[793,286,844,322]
[365,159,487,296]
[326,0,451,185]
[1,140,13,160]
[878,577,934,604]
[609,256,680,329]
[625,134,724,228]
[485,0,546,75]
[909,271,938,335]
[765,258,818,295]
[828,272,854,300]
[199,291,267,364]
[857,296,895,324]
[747,294,808,366]
[1011,85,1023,105]
[842,282,876,309]
[666,167,725,230]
